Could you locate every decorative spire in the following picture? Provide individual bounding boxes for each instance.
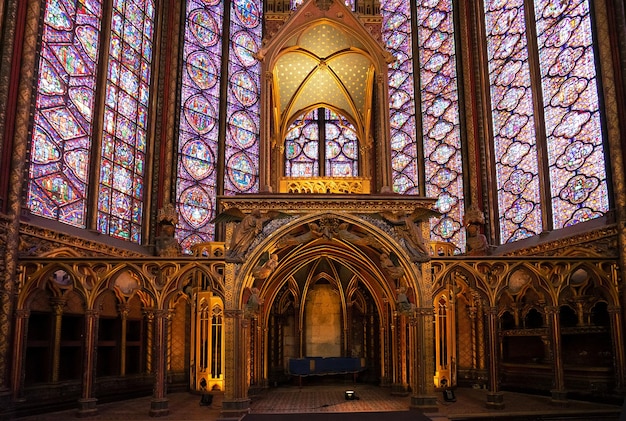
[157,203,179,225]
[463,204,485,226]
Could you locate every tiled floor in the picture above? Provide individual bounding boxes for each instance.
[13,384,624,420]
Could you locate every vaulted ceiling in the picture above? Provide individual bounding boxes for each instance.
[273,22,376,134]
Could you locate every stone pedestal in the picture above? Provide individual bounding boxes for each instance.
[76,398,98,418]
[410,394,438,412]
[550,389,568,407]
[485,392,505,409]
[218,398,250,420]
[391,383,410,396]
[149,397,170,417]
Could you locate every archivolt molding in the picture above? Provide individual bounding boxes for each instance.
[229,210,432,313]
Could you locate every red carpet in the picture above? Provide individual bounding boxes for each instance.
[243,411,432,420]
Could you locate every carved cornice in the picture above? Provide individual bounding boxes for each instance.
[561,326,609,335]
[218,193,438,214]
[501,328,548,337]
[501,225,619,257]
[18,222,146,257]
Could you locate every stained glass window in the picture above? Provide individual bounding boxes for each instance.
[485,0,608,243]
[224,0,262,195]
[97,0,155,242]
[485,0,542,243]
[284,109,359,178]
[285,110,320,178]
[416,0,464,248]
[176,0,224,252]
[383,0,464,250]
[324,109,359,177]
[382,0,419,195]
[534,0,609,228]
[27,0,104,227]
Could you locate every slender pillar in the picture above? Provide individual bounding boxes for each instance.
[50,299,65,383]
[219,309,250,419]
[10,309,29,402]
[546,306,567,405]
[485,307,504,409]
[119,305,129,376]
[144,310,155,374]
[149,309,169,417]
[77,309,99,417]
[608,306,625,390]
[380,307,390,386]
[409,308,437,411]
[477,303,486,371]
[390,311,397,385]
[392,314,409,395]
[469,305,477,371]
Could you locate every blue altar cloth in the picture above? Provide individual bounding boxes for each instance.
[288,357,363,376]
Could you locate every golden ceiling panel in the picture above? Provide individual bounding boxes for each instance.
[274,22,373,136]
[328,54,371,111]
[291,69,354,122]
[276,53,318,111]
[299,23,351,57]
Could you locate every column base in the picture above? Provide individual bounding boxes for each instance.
[550,389,568,407]
[149,397,170,417]
[391,383,410,396]
[485,392,505,409]
[76,398,98,418]
[410,394,438,412]
[218,398,250,420]
[0,390,14,420]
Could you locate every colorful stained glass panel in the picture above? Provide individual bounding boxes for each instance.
[382,0,418,194]
[485,0,542,243]
[176,0,225,252]
[27,0,103,227]
[97,0,155,242]
[225,0,261,195]
[534,0,609,228]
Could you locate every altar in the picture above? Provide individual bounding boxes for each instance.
[288,357,365,385]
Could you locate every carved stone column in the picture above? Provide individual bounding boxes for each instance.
[10,309,29,402]
[469,305,477,371]
[485,307,504,409]
[119,304,129,376]
[608,306,625,390]
[77,309,99,417]
[219,309,250,419]
[392,313,409,395]
[409,307,437,411]
[149,309,170,417]
[546,306,567,405]
[144,309,154,374]
[379,300,390,387]
[50,299,66,383]
[375,73,392,190]
[260,71,273,189]
[389,311,398,393]
[2,0,40,396]
[477,302,486,371]
[346,302,353,357]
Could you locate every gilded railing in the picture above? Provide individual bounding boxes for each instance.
[279,177,371,194]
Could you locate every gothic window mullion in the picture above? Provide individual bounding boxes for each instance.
[523,0,553,232]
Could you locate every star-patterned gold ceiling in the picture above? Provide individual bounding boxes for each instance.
[274,22,375,134]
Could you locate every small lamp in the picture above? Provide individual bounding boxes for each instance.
[345,390,356,400]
